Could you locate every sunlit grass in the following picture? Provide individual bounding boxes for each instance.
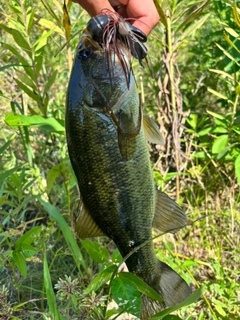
[0,0,240,319]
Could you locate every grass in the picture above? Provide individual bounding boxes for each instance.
[0,0,240,319]
[154,208,240,319]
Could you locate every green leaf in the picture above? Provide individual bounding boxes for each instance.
[106,308,122,318]
[39,199,87,274]
[46,162,66,194]
[0,24,32,56]
[207,88,228,100]
[44,70,58,94]
[235,154,240,185]
[14,78,41,103]
[233,2,240,27]
[186,114,197,130]
[216,146,231,160]
[118,272,163,302]
[5,114,65,134]
[162,316,183,320]
[84,265,117,294]
[20,243,38,258]
[8,16,25,32]
[0,195,8,207]
[112,249,122,263]
[177,14,210,48]
[26,7,34,34]
[63,1,71,41]
[177,0,210,31]
[212,135,228,154]
[0,134,16,154]
[0,64,24,72]
[224,27,239,38]
[43,243,61,320]
[212,127,228,134]
[236,86,240,96]
[1,43,34,79]
[153,1,167,28]
[214,118,229,127]
[44,171,55,193]
[215,43,240,67]
[0,167,20,181]
[198,127,211,136]
[149,288,203,319]
[12,250,27,278]
[233,126,240,135]
[209,69,234,80]
[215,304,226,317]
[15,226,42,248]
[38,18,64,37]
[111,276,141,317]
[35,55,43,78]
[15,71,37,90]
[224,32,240,54]
[212,297,227,316]
[206,110,225,120]
[34,29,56,52]
[81,240,109,263]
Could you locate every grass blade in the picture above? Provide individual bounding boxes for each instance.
[39,198,88,274]
[43,242,61,320]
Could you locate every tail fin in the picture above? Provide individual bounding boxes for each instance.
[141,260,191,319]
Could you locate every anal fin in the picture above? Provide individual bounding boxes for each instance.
[152,190,186,234]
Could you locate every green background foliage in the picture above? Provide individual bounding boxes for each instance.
[0,0,239,319]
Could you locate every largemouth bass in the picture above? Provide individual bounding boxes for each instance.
[66,29,191,318]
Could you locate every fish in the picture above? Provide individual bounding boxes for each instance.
[65,29,191,319]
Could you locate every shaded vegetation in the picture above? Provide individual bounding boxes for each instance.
[0,0,239,319]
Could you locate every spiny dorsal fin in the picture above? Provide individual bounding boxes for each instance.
[143,115,164,145]
[152,190,186,234]
[71,200,105,238]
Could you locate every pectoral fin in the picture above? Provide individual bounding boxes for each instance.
[71,200,105,238]
[153,190,186,233]
[143,115,164,145]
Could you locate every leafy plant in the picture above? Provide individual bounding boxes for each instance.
[0,0,239,319]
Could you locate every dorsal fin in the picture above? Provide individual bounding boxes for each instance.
[143,115,164,145]
[152,190,186,234]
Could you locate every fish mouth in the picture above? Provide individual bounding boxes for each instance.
[78,30,102,52]
[77,29,131,85]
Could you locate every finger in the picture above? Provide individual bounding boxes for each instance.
[126,0,159,35]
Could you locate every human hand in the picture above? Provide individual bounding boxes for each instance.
[87,14,148,63]
[72,0,159,36]
[110,0,159,36]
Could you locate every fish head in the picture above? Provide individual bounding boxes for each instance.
[69,29,133,108]
[67,29,143,161]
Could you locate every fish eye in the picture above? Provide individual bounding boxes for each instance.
[77,47,93,60]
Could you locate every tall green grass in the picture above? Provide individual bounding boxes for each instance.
[0,0,239,319]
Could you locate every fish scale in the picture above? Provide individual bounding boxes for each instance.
[66,30,191,319]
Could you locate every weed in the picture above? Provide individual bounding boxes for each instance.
[0,0,239,319]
